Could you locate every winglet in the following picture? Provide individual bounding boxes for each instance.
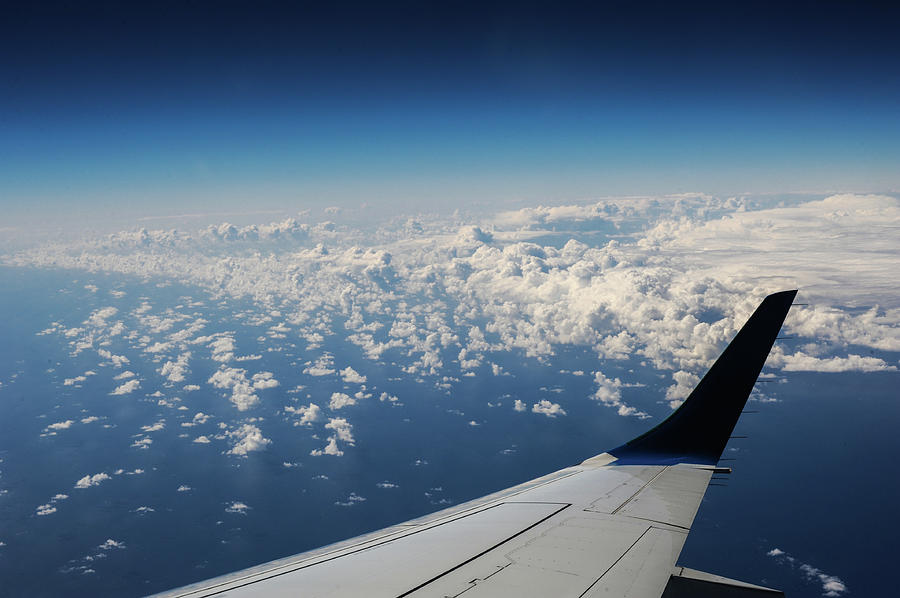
[607,290,797,465]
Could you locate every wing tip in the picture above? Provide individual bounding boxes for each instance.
[606,289,798,466]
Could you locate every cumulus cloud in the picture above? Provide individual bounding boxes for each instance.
[251,371,279,389]
[193,435,211,444]
[208,366,260,411]
[303,355,336,377]
[334,492,366,507]
[771,351,896,373]
[767,548,848,597]
[311,417,354,456]
[226,424,271,456]
[45,420,74,431]
[532,400,567,417]
[110,379,140,395]
[141,420,165,432]
[9,195,900,452]
[75,473,111,489]
[36,504,57,516]
[159,352,191,383]
[592,372,650,418]
[513,399,527,412]
[339,366,367,384]
[225,501,250,514]
[285,403,322,425]
[98,539,126,550]
[328,392,356,410]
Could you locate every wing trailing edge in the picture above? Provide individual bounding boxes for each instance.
[608,290,797,465]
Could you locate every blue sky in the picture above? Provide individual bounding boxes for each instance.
[2,1,899,223]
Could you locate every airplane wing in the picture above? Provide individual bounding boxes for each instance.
[151,290,796,598]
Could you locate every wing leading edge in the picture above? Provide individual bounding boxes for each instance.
[150,291,796,598]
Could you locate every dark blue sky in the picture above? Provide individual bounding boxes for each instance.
[2,1,899,221]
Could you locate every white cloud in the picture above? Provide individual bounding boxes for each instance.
[311,417,354,457]
[225,501,250,514]
[334,492,367,507]
[36,504,58,516]
[771,350,896,373]
[46,420,74,431]
[208,335,236,363]
[532,400,567,418]
[113,370,136,380]
[303,355,336,377]
[768,548,848,597]
[664,370,700,409]
[159,352,191,383]
[131,437,153,449]
[592,372,650,418]
[10,195,900,445]
[208,366,260,411]
[141,420,165,432]
[177,485,192,492]
[75,473,110,489]
[251,371,279,389]
[339,366,367,384]
[328,392,356,410]
[513,399,527,412]
[226,424,271,456]
[376,481,398,489]
[98,539,126,550]
[193,435,211,444]
[110,379,140,395]
[285,403,322,425]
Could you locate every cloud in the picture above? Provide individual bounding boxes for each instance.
[225,501,250,514]
[768,548,848,597]
[532,399,567,417]
[339,367,367,384]
[328,392,356,410]
[193,435,211,444]
[664,370,700,409]
[110,379,140,395]
[113,370,136,380]
[592,372,650,418]
[513,399,527,412]
[98,539,125,550]
[177,485,192,492]
[36,504,57,516]
[141,420,165,432]
[131,437,153,449]
[303,355,336,377]
[334,492,366,507]
[75,473,111,489]
[251,371,279,389]
[9,195,900,444]
[208,366,260,411]
[285,403,322,425]
[45,420,74,431]
[226,424,271,456]
[770,350,896,373]
[311,417,354,456]
[208,335,235,363]
[159,352,191,383]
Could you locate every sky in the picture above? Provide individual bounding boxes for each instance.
[2,1,899,227]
